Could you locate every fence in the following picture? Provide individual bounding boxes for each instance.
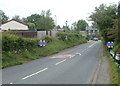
[4,30,59,38]
[9,31,37,38]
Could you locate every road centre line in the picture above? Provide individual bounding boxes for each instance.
[55,59,66,65]
[22,67,48,80]
[10,82,13,84]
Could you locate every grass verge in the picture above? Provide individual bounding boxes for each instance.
[2,33,87,68]
[102,38,120,86]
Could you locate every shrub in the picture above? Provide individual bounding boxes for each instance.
[2,32,87,68]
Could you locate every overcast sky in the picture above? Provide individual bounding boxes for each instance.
[0,0,119,27]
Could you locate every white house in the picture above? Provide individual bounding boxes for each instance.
[0,19,28,31]
[86,26,99,36]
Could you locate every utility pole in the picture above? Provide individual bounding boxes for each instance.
[118,1,120,43]
[65,20,68,32]
[55,15,57,30]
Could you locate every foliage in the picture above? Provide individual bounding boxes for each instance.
[77,20,88,31]
[89,3,119,43]
[2,33,86,68]
[72,20,88,32]
[12,15,21,22]
[23,10,55,31]
[26,14,41,23]
[0,10,9,24]
[101,37,120,86]
[89,4,117,31]
[27,22,36,30]
[2,33,38,52]
[36,10,55,31]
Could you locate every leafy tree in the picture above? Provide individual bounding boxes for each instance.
[36,10,55,31]
[72,22,77,32]
[56,25,61,29]
[26,14,41,23]
[89,3,118,44]
[27,23,36,30]
[89,4,117,31]
[77,19,88,31]
[21,17,28,23]
[0,10,9,24]
[12,15,21,22]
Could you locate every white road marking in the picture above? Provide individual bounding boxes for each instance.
[89,43,96,48]
[10,82,13,84]
[76,53,81,56]
[55,59,66,65]
[22,67,48,80]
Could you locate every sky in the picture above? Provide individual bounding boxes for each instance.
[0,0,119,27]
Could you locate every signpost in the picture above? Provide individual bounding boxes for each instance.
[38,40,47,46]
[106,41,114,48]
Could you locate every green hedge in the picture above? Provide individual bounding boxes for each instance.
[2,34,38,52]
[2,32,87,68]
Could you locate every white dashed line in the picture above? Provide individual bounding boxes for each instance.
[10,82,13,84]
[55,59,66,65]
[22,67,48,80]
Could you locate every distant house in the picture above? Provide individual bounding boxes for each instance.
[80,31,87,37]
[0,19,28,31]
[86,26,99,36]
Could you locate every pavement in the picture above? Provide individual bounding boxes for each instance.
[2,40,110,84]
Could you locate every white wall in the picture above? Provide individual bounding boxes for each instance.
[37,30,58,38]
[0,20,28,30]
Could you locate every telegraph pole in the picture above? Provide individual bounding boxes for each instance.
[65,20,68,32]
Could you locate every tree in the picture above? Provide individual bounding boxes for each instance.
[0,10,9,24]
[89,4,118,43]
[89,4,117,31]
[27,14,41,23]
[72,22,77,31]
[12,15,21,22]
[56,25,61,29]
[27,23,36,30]
[21,17,28,23]
[36,10,55,31]
[77,20,88,31]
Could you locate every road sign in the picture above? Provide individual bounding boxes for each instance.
[106,41,114,48]
[38,40,47,46]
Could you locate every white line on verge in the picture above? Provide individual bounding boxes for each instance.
[55,59,66,65]
[22,67,48,80]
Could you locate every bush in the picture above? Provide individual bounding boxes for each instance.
[2,33,38,52]
[2,32,87,68]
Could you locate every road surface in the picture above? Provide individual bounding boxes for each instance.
[2,40,103,84]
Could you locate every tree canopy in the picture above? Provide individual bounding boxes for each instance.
[72,20,88,32]
[89,3,120,44]
[0,10,9,24]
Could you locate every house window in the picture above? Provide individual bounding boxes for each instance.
[90,30,93,33]
[95,30,97,32]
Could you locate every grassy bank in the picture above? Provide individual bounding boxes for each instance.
[102,38,120,86]
[2,32,87,68]
[105,49,120,86]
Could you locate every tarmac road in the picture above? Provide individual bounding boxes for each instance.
[2,40,103,84]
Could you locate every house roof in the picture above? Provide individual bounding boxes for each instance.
[1,19,28,26]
